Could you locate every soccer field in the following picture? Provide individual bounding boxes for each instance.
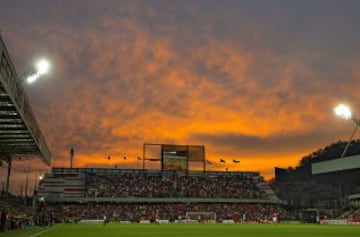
[1,223,360,237]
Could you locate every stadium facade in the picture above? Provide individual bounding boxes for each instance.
[273,140,360,214]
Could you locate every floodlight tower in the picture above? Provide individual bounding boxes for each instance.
[334,104,360,125]
[334,104,360,158]
[333,103,360,207]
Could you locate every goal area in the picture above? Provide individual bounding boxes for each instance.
[186,212,217,223]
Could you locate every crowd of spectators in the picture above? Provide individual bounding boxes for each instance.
[349,208,360,221]
[86,173,261,199]
[341,208,360,221]
[54,203,282,223]
[40,172,287,224]
[0,191,35,231]
[0,191,57,232]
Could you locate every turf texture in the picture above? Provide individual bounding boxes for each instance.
[1,223,359,237]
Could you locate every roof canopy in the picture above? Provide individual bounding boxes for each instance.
[0,34,50,165]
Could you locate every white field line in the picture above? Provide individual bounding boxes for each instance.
[29,224,63,237]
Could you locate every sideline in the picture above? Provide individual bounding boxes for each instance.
[29,224,63,237]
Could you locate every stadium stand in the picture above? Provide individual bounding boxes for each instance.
[85,172,261,199]
[53,203,281,223]
[37,172,85,198]
[348,208,360,221]
[0,192,35,231]
[36,168,283,223]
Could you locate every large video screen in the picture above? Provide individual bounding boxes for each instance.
[162,145,188,171]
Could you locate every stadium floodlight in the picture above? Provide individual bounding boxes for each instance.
[333,103,360,208]
[334,103,360,160]
[334,104,352,120]
[36,59,51,75]
[23,58,51,84]
[334,104,360,126]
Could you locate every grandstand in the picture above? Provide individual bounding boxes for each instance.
[33,141,360,224]
[37,168,281,223]
[33,143,283,224]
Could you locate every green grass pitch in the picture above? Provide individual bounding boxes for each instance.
[1,223,360,237]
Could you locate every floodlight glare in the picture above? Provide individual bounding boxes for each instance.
[35,59,51,75]
[334,104,352,120]
[25,74,40,84]
[23,58,51,84]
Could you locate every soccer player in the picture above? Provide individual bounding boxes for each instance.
[155,209,160,225]
[103,215,107,225]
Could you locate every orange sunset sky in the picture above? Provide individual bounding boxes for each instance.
[1,0,360,194]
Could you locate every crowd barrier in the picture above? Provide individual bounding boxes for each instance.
[347,220,360,225]
[79,219,104,224]
[320,219,347,225]
[222,220,235,224]
[139,220,151,224]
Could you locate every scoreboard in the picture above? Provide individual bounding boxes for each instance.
[161,144,205,171]
[162,150,188,171]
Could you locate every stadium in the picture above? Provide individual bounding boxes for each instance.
[1,14,360,237]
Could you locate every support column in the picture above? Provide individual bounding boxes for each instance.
[6,155,12,196]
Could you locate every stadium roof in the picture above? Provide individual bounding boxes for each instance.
[0,34,50,165]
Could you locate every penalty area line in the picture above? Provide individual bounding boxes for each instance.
[29,224,63,237]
